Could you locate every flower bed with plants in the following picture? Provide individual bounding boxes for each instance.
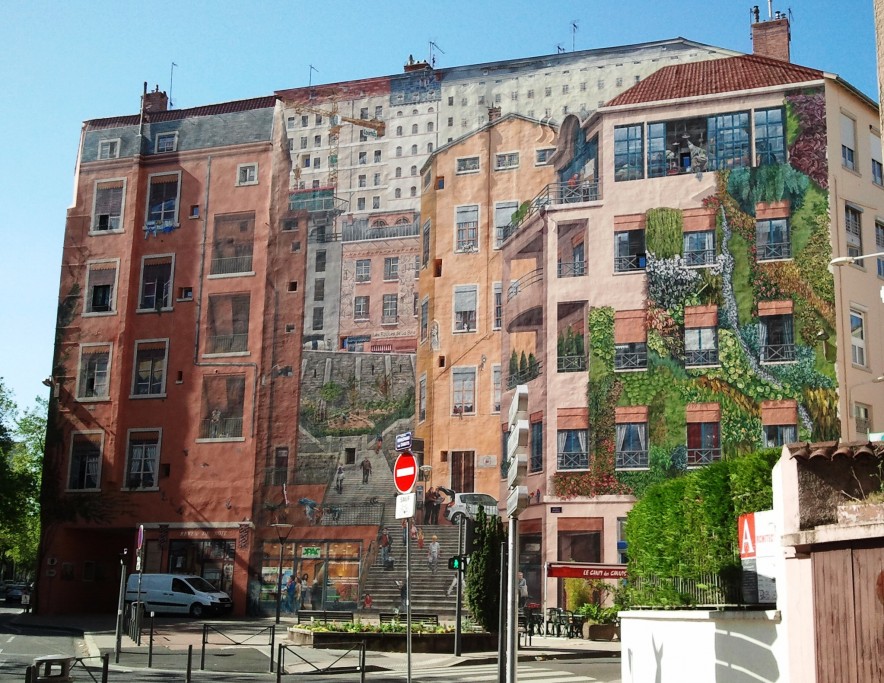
[288,620,498,653]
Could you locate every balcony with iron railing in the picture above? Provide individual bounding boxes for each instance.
[615,344,648,371]
[289,187,347,214]
[686,447,721,467]
[505,267,545,331]
[557,355,586,372]
[616,450,649,470]
[507,360,543,389]
[557,261,586,278]
[199,416,244,439]
[207,334,248,354]
[342,219,420,242]
[614,253,647,273]
[557,450,589,470]
[685,348,720,367]
[684,249,716,267]
[761,343,796,364]
[757,241,792,261]
[210,252,254,276]
[501,180,603,244]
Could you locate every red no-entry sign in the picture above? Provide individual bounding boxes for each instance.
[393,451,417,494]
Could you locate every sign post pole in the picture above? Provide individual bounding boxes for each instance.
[393,451,417,683]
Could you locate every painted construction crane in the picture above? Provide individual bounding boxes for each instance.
[285,100,386,189]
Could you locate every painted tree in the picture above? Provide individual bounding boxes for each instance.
[464,508,506,632]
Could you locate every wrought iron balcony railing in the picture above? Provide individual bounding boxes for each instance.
[557,355,587,372]
[557,450,589,470]
[210,253,254,275]
[686,447,721,467]
[199,416,244,439]
[756,241,792,261]
[683,249,716,267]
[557,261,586,278]
[616,450,649,469]
[208,334,248,354]
[685,349,719,367]
[761,343,796,363]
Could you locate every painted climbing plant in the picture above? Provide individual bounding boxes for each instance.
[553,87,839,500]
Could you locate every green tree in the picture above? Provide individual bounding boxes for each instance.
[464,508,506,632]
[0,386,44,578]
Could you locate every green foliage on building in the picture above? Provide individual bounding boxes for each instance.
[465,508,506,632]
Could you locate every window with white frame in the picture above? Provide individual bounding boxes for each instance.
[146,173,180,229]
[850,309,867,366]
[452,367,476,415]
[456,205,479,252]
[841,113,857,171]
[456,156,480,174]
[98,139,120,160]
[139,255,173,310]
[358,151,367,165]
[92,179,125,231]
[419,374,427,422]
[492,365,501,413]
[373,172,381,186]
[357,197,366,210]
[383,256,399,281]
[492,283,502,330]
[85,261,118,314]
[236,163,258,186]
[77,344,111,400]
[132,340,168,396]
[420,297,429,341]
[616,421,648,469]
[372,196,380,209]
[495,152,519,170]
[374,150,381,163]
[358,174,367,188]
[354,295,370,320]
[535,148,555,165]
[382,293,398,324]
[155,132,178,153]
[68,432,102,490]
[871,132,883,186]
[355,259,371,282]
[846,204,863,259]
[494,201,518,249]
[557,429,588,470]
[453,285,478,332]
[126,430,160,489]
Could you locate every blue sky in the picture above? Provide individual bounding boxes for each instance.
[0,0,877,410]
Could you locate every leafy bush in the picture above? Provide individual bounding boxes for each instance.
[645,208,684,258]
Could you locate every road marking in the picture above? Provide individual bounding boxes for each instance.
[403,663,597,682]
[5,636,13,642]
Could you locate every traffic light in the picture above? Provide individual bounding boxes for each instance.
[448,555,466,571]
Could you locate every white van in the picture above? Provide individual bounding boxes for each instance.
[125,574,232,617]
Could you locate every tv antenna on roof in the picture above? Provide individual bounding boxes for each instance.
[571,20,579,51]
[429,40,445,68]
[556,44,565,54]
[308,64,319,87]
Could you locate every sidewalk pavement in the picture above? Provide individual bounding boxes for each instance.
[11,611,620,674]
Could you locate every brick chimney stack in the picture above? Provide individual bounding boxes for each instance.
[488,106,502,122]
[142,83,169,115]
[751,5,791,62]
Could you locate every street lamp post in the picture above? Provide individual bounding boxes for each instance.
[272,523,294,624]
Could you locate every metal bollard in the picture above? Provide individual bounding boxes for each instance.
[186,644,193,683]
[276,643,283,683]
[269,624,275,673]
[200,623,207,670]
[148,613,154,667]
[101,653,109,683]
[360,641,366,683]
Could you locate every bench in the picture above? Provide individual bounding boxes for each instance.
[296,609,354,624]
[379,612,439,626]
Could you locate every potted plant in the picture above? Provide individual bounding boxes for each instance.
[577,603,620,641]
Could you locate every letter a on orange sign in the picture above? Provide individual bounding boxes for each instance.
[739,513,756,559]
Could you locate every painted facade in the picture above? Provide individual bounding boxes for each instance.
[498,45,883,607]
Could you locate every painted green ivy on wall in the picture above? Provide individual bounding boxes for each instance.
[555,88,838,502]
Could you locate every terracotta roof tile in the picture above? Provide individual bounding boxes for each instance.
[607,54,824,107]
[788,441,884,460]
[85,96,277,130]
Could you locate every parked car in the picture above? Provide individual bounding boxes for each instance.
[445,493,500,525]
[4,583,28,603]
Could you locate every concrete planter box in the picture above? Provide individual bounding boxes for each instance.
[288,627,498,653]
[837,502,884,525]
[585,622,619,641]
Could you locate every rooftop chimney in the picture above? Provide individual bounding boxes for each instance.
[488,106,502,122]
[751,5,791,62]
[142,82,169,115]
[403,54,431,73]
